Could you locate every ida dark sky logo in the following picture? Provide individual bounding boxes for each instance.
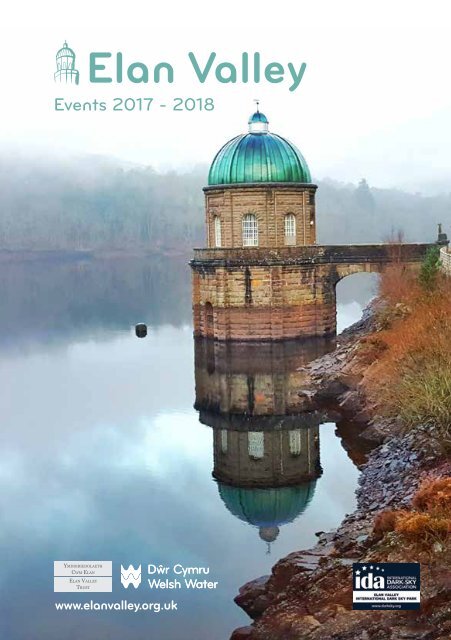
[353,562,420,611]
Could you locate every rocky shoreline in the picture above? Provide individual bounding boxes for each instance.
[231,308,450,640]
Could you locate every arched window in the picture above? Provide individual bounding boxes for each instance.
[284,213,296,245]
[214,216,222,247]
[242,213,258,247]
[289,430,302,456]
[220,430,228,454]
[248,432,264,459]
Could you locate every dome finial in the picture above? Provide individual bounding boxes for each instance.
[259,526,279,545]
[248,106,269,134]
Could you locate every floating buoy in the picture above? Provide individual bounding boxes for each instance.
[135,323,147,338]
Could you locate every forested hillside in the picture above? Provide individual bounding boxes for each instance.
[0,154,205,251]
[0,152,449,251]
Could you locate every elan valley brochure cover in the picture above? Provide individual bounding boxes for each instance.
[0,2,449,639]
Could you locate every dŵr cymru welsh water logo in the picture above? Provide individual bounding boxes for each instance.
[54,41,79,84]
[121,564,142,589]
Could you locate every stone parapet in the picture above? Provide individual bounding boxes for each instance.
[192,243,432,267]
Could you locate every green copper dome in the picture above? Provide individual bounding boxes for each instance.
[217,481,316,528]
[208,111,312,185]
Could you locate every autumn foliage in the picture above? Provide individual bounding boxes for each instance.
[363,263,451,449]
[373,478,451,555]
[412,476,451,512]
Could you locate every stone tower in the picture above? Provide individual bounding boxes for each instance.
[191,109,336,341]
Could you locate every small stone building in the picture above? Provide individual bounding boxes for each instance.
[191,109,333,341]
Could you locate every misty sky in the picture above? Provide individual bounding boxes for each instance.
[1,1,451,191]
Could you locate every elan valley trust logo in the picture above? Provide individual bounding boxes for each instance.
[121,564,142,589]
[54,41,79,84]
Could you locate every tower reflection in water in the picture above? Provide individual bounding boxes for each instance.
[194,338,336,551]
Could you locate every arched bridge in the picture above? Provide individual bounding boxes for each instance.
[192,242,432,269]
[191,243,437,341]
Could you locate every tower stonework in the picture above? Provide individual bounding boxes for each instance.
[191,254,338,341]
[204,183,317,249]
[191,109,326,341]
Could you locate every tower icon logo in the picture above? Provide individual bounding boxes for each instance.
[54,41,79,84]
[120,564,142,589]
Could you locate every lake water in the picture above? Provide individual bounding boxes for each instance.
[0,257,378,640]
